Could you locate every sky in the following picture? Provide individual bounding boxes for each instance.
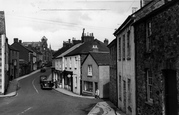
[0,0,140,50]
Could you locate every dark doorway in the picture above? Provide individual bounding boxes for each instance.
[163,69,178,115]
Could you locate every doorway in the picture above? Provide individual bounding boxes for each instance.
[163,69,178,115]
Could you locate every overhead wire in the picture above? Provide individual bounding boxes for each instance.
[5,14,115,30]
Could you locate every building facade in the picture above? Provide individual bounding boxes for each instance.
[82,52,110,98]
[114,15,136,115]
[52,43,82,92]
[11,38,33,76]
[9,45,19,80]
[0,11,9,94]
[134,0,179,114]
[22,36,52,66]
[108,38,118,106]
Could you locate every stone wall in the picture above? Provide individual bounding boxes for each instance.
[109,39,118,106]
[135,1,179,115]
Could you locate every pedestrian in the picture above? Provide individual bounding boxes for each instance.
[95,89,99,98]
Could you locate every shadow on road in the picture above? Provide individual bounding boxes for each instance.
[81,103,97,114]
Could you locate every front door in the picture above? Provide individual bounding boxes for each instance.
[163,69,178,115]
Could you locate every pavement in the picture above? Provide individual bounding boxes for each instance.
[0,70,40,98]
[0,69,126,115]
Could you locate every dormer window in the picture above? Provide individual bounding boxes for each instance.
[92,45,98,52]
[92,45,98,49]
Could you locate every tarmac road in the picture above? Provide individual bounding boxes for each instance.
[0,68,101,115]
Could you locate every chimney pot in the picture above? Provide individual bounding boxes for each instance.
[14,38,18,43]
[19,40,22,44]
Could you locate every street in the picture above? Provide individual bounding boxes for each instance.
[0,68,101,115]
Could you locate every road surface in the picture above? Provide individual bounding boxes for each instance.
[0,68,101,115]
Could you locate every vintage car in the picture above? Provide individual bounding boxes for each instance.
[40,75,53,89]
[40,68,46,72]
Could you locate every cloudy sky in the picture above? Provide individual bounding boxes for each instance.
[0,0,140,50]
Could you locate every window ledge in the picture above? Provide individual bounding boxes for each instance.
[87,75,92,77]
[127,57,131,60]
[145,101,153,106]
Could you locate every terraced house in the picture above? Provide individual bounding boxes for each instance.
[134,0,179,114]
[114,14,136,115]
[82,52,110,98]
[0,11,9,94]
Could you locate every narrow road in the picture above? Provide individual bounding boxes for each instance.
[0,68,101,115]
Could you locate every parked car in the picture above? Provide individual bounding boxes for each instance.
[41,68,46,72]
[40,75,53,89]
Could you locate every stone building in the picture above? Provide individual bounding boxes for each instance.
[134,0,179,114]
[108,39,118,106]
[11,38,33,76]
[9,45,19,80]
[22,36,52,66]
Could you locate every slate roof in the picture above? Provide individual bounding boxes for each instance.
[53,46,72,59]
[65,39,109,56]
[9,45,19,51]
[89,52,110,66]
[11,42,33,53]
[56,43,82,59]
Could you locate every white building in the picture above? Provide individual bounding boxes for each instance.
[52,43,82,93]
[114,15,136,115]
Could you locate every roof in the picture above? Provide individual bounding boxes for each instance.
[9,45,19,51]
[56,43,82,59]
[65,39,109,57]
[88,52,110,66]
[53,46,72,58]
[113,15,134,36]
[133,0,177,25]
[22,42,41,47]
[108,38,116,48]
[11,42,33,53]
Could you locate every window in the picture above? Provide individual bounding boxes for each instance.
[128,79,131,104]
[84,81,93,92]
[75,76,77,88]
[88,65,92,76]
[146,22,152,52]
[123,34,125,60]
[127,31,131,60]
[119,75,122,100]
[69,57,72,69]
[65,58,67,68]
[146,69,153,103]
[118,37,121,61]
[74,57,77,69]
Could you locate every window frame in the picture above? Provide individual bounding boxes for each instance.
[118,37,121,61]
[88,65,93,76]
[122,34,125,60]
[146,69,153,103]
[127,30,131,60]
[146,21,152,52]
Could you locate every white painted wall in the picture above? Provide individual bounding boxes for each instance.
[117,25,136,115]
[65,55,81,94]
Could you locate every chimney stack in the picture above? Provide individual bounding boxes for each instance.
[19,40,22,44]
[104,38,109,46]
[14,38,18,43]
